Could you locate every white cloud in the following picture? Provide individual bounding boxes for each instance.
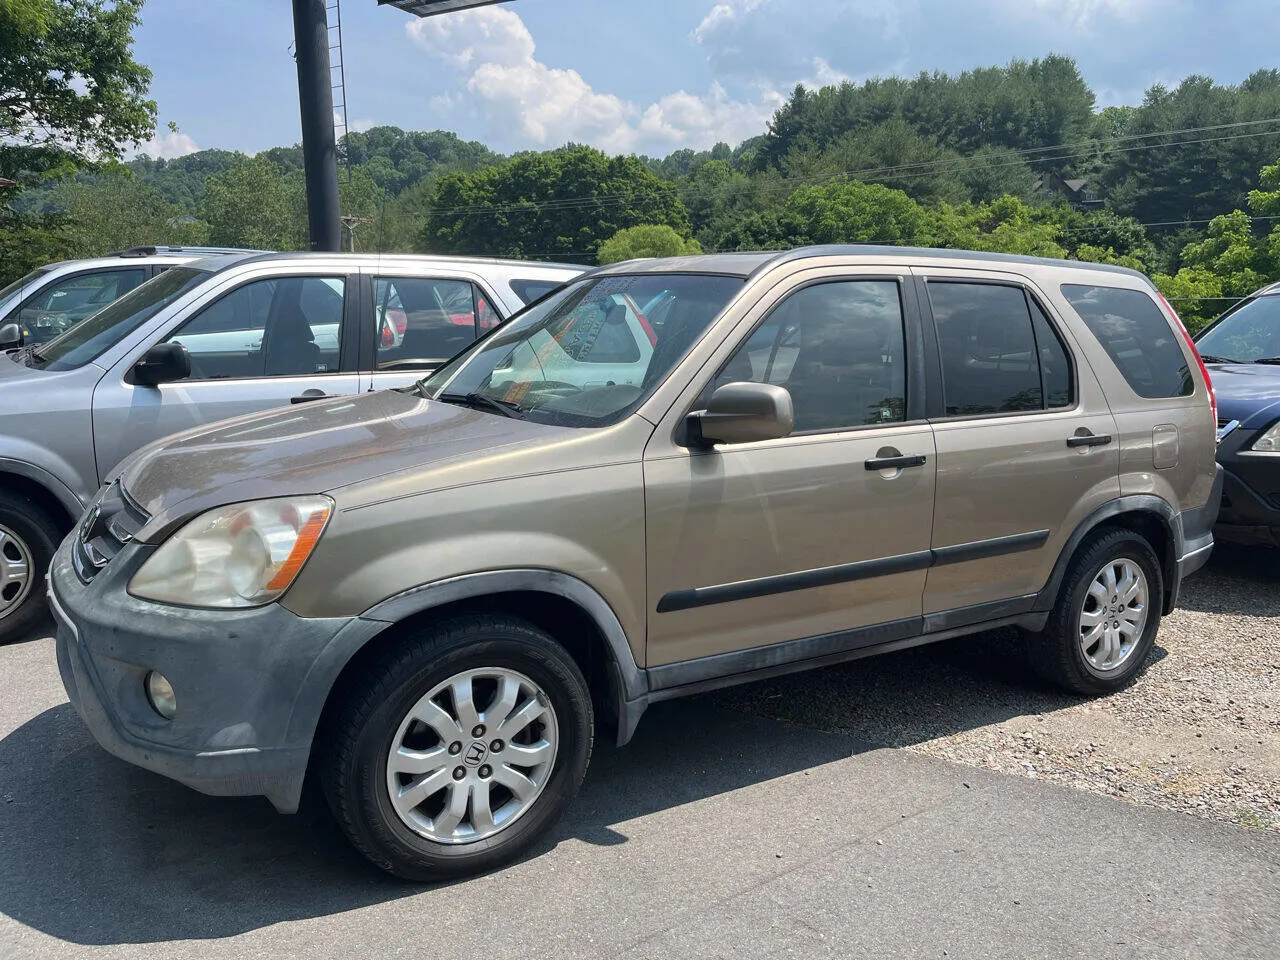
[693,0,769,44]
[405,5,783,153]
[1019,0,1162,27]
[130,129,199,160]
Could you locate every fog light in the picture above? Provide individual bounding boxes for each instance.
[145,671,177,720]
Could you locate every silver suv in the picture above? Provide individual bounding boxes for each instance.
[0,246,263,346]
[0,252,584,640]
[49,246,1220,880]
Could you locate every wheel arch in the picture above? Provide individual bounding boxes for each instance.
[300,570,649,767]
[0,463,80,533]
[1035,496,1182,617]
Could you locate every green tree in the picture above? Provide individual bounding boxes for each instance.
[423,146,690,260]
[0,0,155,172]
[597,224,701,264]
[49,167,207,256]
[200,156,305,250]
[1099,71,1280,225]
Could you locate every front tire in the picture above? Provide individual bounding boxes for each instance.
[0,490,61,645]
[1026,528,1163,695]
[320,614,593,881]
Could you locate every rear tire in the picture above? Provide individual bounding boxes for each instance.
[320,614,593,881]
[1026,528,1163,695]
[0,490,60,645]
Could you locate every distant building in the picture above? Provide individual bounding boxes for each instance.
[1033,172,1103,208]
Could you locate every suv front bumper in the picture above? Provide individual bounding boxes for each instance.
[49,538,381,813]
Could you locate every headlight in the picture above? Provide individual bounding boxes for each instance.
[1249,421,1280,453]
[129,496,332,608]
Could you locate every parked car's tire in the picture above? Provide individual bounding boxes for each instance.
[0,490,60,644]
[1027,527,1164,695]
[320,614,593,881]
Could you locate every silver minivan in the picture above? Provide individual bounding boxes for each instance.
[0,252,585,640]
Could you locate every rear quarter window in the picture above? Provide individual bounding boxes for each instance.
[1061,284,1192,398]
[509,278,563,305]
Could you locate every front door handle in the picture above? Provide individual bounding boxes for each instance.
[865,454,928,471]
[1066,433,1112,448]
[290,389,328,404]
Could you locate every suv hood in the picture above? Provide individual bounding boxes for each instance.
[1207,362,1280,427]
[118,390,578,539]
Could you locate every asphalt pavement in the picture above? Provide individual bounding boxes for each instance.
[1,630,1277,960]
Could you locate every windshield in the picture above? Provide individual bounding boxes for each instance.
[422,273,745,427]
[1196,295,1280,362]
[37,267,210,371]
[0,266,52,306]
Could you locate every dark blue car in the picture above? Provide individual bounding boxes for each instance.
[1195,282,1280,546]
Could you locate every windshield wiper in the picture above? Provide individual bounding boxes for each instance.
[1198,354,1239,364]
[436,391,526,418]
[1252,357,1280,365]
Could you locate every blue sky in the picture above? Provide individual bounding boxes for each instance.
[129,0,1280,159]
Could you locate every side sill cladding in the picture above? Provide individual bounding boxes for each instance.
[361,569,649,739]
[1032,495,1183,616]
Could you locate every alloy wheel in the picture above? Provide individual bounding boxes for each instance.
[0,524,33,620]
[385,667,559,845]
[1078,557,1148,673]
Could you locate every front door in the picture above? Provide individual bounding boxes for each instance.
[644,274,936,668]
[91,272,362,478]
[914,271,1120,617]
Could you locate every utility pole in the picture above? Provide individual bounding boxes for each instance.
[292,0,342,252]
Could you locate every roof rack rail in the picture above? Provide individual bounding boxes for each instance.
[109,245,271,258]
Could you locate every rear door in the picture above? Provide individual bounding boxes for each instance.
[914,269,1120,619]
[91,269,362,477]
[362,273,506,392]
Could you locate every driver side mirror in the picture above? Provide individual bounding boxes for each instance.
[0,322,21,350]
[686,381,794,447]
[133,342,191,387]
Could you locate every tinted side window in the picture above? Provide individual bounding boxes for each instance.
[929,282,1046,417]
[168,276,345,380]
[1029,298,1073,409]
[509,278,561,304]
[1061,284,1191,398]
[716,280,908,432]
[375,277,480,370]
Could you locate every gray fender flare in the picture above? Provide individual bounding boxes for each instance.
[287,569,650,752]
[1033,495,1182,616]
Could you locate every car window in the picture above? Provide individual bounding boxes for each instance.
[1062,284,1192,398]
[12,268,146,343]
[424,273,743,428]
[374,277,493,371]
[509,278,562,304]
[0,266,52,304]
[37,267,210,372]
[1195,295,1280,362]
[167,276,346,380]
[1029,297,1073,409]
[929,282,1073,417]
[712,280,908,433]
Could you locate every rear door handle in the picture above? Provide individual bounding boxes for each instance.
[865,454,928,471]
[290,389,328,404]
[1066,433,1112,448]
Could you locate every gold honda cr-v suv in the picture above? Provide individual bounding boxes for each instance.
[50,246,1221,879]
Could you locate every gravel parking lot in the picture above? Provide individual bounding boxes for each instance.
[714,544,1280,832]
